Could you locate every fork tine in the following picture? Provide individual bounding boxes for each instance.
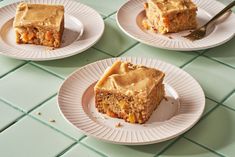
[183,28,206,41]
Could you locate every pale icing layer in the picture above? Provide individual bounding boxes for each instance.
[95,61,165,95]
[13,3,64,31]
[149,0,197,13]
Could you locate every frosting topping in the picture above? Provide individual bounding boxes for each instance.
[13,3,64,31]
[95,61,165,95]
[149,0,197,12]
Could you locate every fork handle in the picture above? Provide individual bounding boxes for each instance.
[205,1,235,26]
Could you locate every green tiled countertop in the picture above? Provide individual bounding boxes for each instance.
[0,0,235,156]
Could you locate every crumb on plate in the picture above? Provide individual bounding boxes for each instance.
[115,122,122,128]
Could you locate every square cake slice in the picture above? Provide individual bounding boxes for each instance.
[13,3,64,48]
[143,0,197,34]
[94,61,165,124]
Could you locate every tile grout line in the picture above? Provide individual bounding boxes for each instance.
[220,89,235,104]
[27,93,58,114]
[0,96,79,142]
[0,114,27,133]
[202,54,235,70]
[181,103,229,157]
[206,89,235,112]
[0,98,25,113]
[117,42,140,57]
[203,96,235,112]
[56,141,78,157]
[0,61,30,79]
[155,136,182,156]
[92,47,116,57]
[104,11,117,19]
[197,103,221,122]
[28,114,77,141]
[200,48,211,54]
[180,47,212,69]
[221,104,235,112]
[205,96,219,104]
[29,62,65,80]
[180,53,201,68]
[184,137,225,157]
[79,142,108,157]
[78,135,87,141]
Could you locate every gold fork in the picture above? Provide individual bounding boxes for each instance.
[183,1,235,41]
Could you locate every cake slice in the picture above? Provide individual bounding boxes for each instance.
[143,0,197,34]
[94,61,165,124]
[13,3,64,48]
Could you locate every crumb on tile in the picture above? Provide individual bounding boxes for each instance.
[37,112,42,115]
[49,119,56,123]
[164,96,168,101]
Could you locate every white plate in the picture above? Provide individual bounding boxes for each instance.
[58,57,205,145]
[0,0,104,60]
[117,0,235,51]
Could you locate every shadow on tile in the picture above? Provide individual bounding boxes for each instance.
[34,48,109,68]
[160,138,219,157]
[82,137,173,157]
[185,106,234,155]
[125,139,174,155]
[204,37,235,58]
[32,48,110,78]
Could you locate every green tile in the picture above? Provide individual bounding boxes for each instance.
[31,97,84,140]
[217,0,235,12]
[0,55,26,77]
[204,37,235,68]
[122,43,198,67]
[183,56,235,102]
[0,100,23,131]
[0,64,63,112]
[32,48,110,78]
[160,138,219,157]
[223,92,235,110]
[0,116,74,157]
[62,143,103,157]
[110,13,117,20]
[101,14,106,19]
[185,106,235,156]
[203,98,218,116]
[77,0,126,16]
[94,18,138,56]
[81,137,174,157]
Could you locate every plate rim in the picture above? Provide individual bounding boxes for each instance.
[116,0,235,51]
[58,57,206,145]
[0,0,105,61]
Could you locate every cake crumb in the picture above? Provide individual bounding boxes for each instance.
[164,97,168,101]
[37,112,42,115]
[115,122,122,128]
[168,36,173,39]
[46,47,55,51]
[50,119,56,123]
